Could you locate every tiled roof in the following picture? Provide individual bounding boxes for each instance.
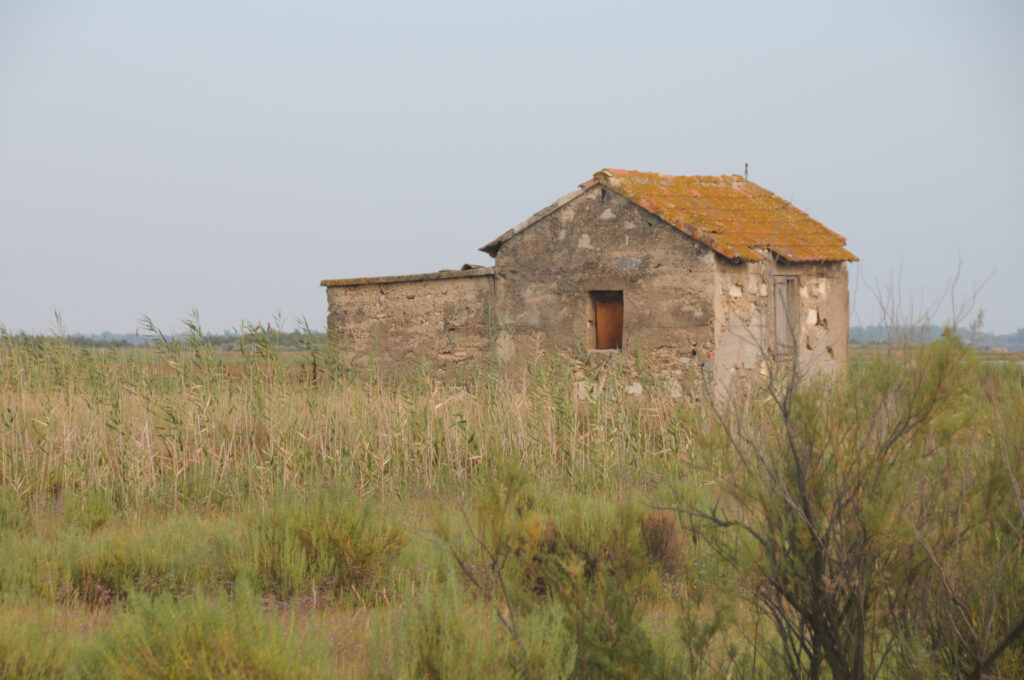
[587,169,857,262]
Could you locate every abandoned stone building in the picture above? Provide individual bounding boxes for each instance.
[321,169,857,387]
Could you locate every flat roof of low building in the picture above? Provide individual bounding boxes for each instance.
[321,265,494,288]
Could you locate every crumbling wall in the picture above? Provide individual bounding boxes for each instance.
[776,260,850,375]
[712,258,772,391]
[323,270,494,366]
[492,185,717,379]
[712,258,850,391]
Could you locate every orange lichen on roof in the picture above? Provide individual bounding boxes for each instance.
[590,169,857,263]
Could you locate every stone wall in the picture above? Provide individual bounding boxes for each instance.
[323,269,494,367]
[776,260,850,375]
[492,185,717,382]
[712,258,772,390]
[322,186,851,388]
[713,258,850,390]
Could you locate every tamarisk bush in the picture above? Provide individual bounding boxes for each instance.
[678,333,1024,680]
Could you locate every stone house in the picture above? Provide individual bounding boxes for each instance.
[321,169,857,387]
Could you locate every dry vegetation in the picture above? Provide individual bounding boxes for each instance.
[0,322,1022,679]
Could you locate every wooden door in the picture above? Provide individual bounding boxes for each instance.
[593,291,623,349]
[774,277,797,354]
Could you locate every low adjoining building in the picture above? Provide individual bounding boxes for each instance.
[321,169,857,387]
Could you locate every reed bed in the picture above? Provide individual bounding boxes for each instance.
[0,327,704,506]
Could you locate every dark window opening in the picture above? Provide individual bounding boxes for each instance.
[591,291,623,350]
[774,276,799,355]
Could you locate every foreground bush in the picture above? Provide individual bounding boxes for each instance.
[0,514,245,605]
[437,470,699,679]
[0,488,403,607]
[69,582,332,680]
[251,484,404,601]
[681,335,1024,680]
[0,603,69,680]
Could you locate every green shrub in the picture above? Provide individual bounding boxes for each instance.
[63,516,245,605]
[0,488,27,537]
[69,581,331,680]
[0,602,69,680]
[0,515,246,604]
[384,583,505,680]
[542,502,659,679]
[66,491,112,532]
[444,471,663,679]
[251,484,404,600]
[366,576,575,680]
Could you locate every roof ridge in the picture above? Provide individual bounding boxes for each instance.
[596,168,746,181]
[483,169,857,263]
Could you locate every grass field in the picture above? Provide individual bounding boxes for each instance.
[1,325,1022,679]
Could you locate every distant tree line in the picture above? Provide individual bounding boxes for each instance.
[851,325,1024,351]
[1,328,328,352]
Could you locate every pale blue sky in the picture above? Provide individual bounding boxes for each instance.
[2,1,1022,335]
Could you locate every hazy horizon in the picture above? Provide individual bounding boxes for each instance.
[3,1,1022,335]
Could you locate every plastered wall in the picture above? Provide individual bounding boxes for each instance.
[713,258,850,390]
[776,260,850,373]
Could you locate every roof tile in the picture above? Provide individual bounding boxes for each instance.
[590,169,857,262]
